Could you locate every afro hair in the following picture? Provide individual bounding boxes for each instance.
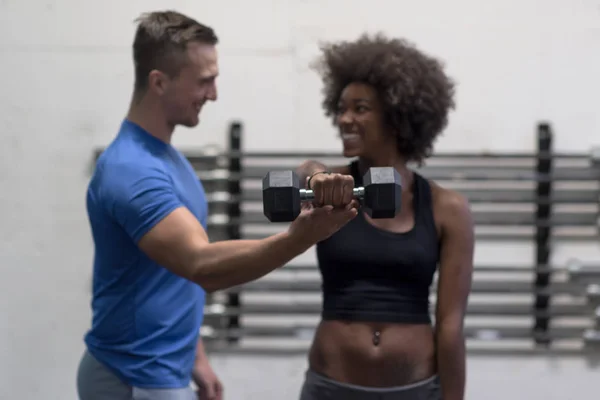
[313,33,456,164]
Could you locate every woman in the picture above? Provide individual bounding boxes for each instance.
[296,33,474,400]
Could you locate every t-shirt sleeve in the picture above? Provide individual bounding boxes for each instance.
[98,162,183,243]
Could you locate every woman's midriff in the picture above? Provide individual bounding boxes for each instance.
[308,319,436,387]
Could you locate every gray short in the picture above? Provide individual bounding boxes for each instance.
[76,350,196,400]
[299,369,441,400]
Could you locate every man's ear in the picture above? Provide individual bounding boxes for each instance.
[148,70,169,95]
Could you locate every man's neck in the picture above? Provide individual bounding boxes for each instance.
[126,96,174,144]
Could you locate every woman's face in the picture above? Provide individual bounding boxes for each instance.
[335,82,394,159]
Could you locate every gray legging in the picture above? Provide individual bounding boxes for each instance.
[76,350,196,400]
[299,369,442,400]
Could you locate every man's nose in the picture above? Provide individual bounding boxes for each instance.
[206,82,217,101]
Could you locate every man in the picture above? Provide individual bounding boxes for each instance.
[76,10,358,400]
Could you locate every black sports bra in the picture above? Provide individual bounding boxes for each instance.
[315,161,440,324]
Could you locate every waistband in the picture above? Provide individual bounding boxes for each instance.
[305,368,439,393]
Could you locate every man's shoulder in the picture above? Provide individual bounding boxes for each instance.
[100,132,163,163]
[89,154,169,212]
[97,154,163,177]
[95,140,166,182]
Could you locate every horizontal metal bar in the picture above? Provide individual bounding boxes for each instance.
[202,302,592,317]
[583,329,600,344]
[201,333,600,356]
[233,210,597,227]
[202,343,600,357]
[191,151,540,160]
[206,211,600,228]
[227,279,590,294]
[235,188,600,205]
[89,147,581,167]
[196,166,600,183]
[200,325,589,342]
[211,258,594,291]
[200,190,600,210]
[261,166,600,182]
[232,263,566,274]
[242,228,600,243]
[202,261,595,279]
[208,222,600,240]
[93,147,594,166]
[180,150,590,161]
[568,265,600,283]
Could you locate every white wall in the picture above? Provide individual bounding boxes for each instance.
[1,0,600,399]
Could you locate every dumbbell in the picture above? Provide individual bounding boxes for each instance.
[262,167,402,222]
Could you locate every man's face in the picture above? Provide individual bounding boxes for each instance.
[160,42,219,128]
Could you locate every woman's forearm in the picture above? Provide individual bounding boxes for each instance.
[296,160,329,188]
[436,328,466,400]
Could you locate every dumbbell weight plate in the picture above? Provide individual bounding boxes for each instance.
[262,170,303,222]
[363,167,402,219]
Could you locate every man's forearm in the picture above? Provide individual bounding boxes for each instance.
[192,232,310,292]
[436,329,466,400]
[297,160,329,188]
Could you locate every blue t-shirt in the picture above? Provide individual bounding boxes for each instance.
[84,119,208,388]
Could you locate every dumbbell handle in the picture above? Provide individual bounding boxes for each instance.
[299,187,365,201]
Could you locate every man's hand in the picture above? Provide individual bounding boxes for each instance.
[307,171,355,207]
[287,201,358,248]
[193,360,223,400]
